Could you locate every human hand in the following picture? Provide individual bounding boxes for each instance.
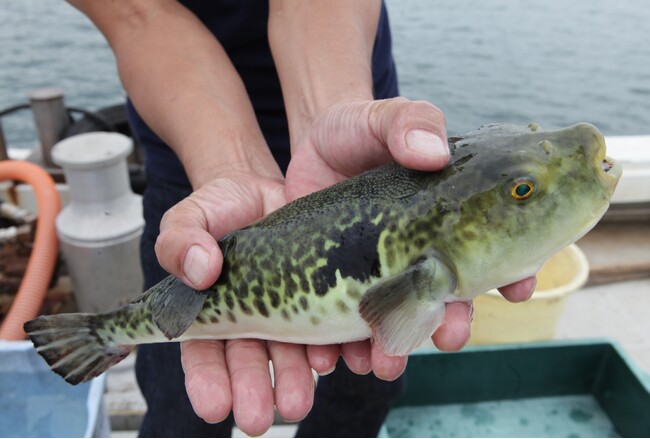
[155,171,318,436]
[155,99,537,436]
[285,97,538,380]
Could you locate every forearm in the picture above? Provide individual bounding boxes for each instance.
[268,0,381,146]
[68,0,280,188]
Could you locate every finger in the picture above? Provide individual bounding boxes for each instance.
[156,197,223,289]
[369,97,450,170]
[340,341,372,375]
[311,98,449,176]
[498,276,537,303]
[225,339,275,437]
[431,301,473,352]
[306,344,340,375]
[156,178,285,290]
[180,340,232,424]
[267,342,315,422]
[370,343,407,381]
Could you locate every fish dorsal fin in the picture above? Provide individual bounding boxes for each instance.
[359,254,457,356]
[149,276,208,339]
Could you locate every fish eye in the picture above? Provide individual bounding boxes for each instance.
[511,178,535,200]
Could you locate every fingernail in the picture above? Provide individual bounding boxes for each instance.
[184,245,210,287]
[318,365,336,376]
[406,130,449,157]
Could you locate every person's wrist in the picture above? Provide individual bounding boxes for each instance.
[289,95,373,155]
[183,142,283,189]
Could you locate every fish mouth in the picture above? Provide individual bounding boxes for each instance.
[601,156,619,176]
[599,155,622,193]
[594,131,622,188]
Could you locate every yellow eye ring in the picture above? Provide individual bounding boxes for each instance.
[511,179,535,200]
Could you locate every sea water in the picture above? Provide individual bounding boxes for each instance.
[0,0,649,147]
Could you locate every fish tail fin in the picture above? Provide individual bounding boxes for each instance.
[24,313,133,385]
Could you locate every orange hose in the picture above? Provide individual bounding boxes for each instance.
[0,160,60,340]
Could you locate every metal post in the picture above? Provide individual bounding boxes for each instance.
[0,120,8,161]
[29,88,69,167]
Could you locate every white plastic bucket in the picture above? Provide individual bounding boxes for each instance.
[469,244,590,345]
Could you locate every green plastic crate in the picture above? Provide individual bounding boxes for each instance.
[382,340,650,438]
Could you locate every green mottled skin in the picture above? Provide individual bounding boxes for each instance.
[95,123,619,346]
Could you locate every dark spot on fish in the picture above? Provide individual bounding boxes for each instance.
[310,316,321,325]
[229,261,241,277]
[281,309,290,321]
[314,236,325,250]
[292,304,299,314]
[227,311,237,323]
[311,272,329,297]
[310,220,382,296]
[216,308,222,316]
[254,299,270,318]
[414,221,428,234]
[196,314,207,324]
[371,258,381,277]
[462,229,478,240]
[336,300,350,313]
[209,315,219,324]
[268,290,281,309]
[126,331,135,339]
[347,287,362,300]
[204,296,213,308]
[224,293,235,310]
[285,275,298,298]
[145,326,154,335]
[270,275,281,288]
[414,237,426,249]
[299,274,310,293]
[338,209,355,226]
[238,299,253,315]
[385,235,393,246]
[251,285,263,297]
[299,296,309,311]
[261,258,273,271]
[369,204,381,219]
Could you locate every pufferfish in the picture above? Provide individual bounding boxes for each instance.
[25,122,621,385]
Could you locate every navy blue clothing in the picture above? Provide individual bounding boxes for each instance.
[127,0,398,188]
[130,2,403,437]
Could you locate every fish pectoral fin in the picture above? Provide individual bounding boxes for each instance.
[359,254,457,356]
[149,276,208,340]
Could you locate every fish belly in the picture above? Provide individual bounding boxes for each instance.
[180,308,372,345]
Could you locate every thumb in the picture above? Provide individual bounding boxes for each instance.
[310,97,450,176]
[156,199,223,290]
[155,176,286,290]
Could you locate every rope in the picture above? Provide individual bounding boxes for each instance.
[66,107,117,132]
[0,104,31,118]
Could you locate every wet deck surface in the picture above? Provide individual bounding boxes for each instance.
[107,221,650,437]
